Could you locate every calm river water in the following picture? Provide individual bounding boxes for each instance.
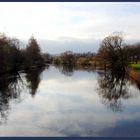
[0,65,139,136]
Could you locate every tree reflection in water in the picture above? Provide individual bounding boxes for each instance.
[97,69,139,112]
[0,66,46,124]
[55,64,75,77]
[25,66,45,97]
[55,64,96,77]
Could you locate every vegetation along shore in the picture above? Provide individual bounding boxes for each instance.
[0,32,140,75]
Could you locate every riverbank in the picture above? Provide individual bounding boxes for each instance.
[129,63,140,70]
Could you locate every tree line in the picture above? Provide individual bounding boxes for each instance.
[96,32,140,72]
[43,32,140,72]
[0,32,140,75]
[0,34,44,74]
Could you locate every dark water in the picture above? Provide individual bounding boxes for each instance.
[0,65,139,136]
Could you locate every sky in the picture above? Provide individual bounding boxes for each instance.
[0,2,140,54]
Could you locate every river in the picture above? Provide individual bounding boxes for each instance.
[0,65,139,136]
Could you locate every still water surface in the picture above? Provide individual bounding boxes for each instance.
[0,65,139,136]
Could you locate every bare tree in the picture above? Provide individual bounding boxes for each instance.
[97,32,128,73]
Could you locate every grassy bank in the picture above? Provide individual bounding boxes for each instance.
[129,64,140,70]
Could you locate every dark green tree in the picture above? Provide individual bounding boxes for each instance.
[0,34,21,73]
[25,36,44,68]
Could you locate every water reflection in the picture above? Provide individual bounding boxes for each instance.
[53,65,140,112]
[0,65,139,136]
[97,69,139,112]
[25,66,45,97]
[0,72,24,124]
[0,66,46,124]
[55,64,96,77]
[55,64,75,77]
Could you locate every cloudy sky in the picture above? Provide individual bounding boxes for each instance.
[0,2,140,53]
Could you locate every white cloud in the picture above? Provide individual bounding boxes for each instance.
[0,2,139,40]
[0,2,140,53]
